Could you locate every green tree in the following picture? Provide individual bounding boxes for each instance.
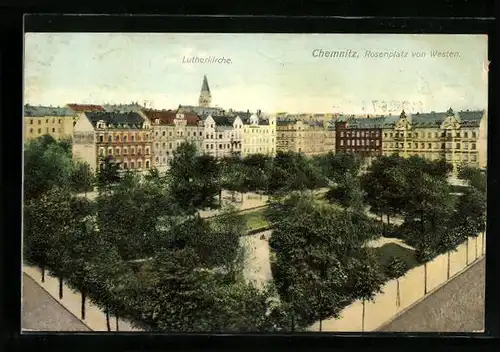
[457,165,486,193]
[24,137,73,201]
[384,256,408,307]
[325,172,365,212]
[96,155,122,189]
[70,160,95,195]
[168,142,221,214]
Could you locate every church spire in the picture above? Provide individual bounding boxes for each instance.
[199,75,212,107]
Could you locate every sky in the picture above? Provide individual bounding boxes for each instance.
[24,33,488,114]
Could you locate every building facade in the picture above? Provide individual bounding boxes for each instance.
[241,113,277,157]
[382,109,486,170]
[24,105,76,142]
[334,115,386,158]
[276,116,335,156]
[203,115,244,158]
[72,111,152,173]
[141,109,204,171]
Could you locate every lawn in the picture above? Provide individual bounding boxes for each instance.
[239,208,269,231]
[372,243,419,271]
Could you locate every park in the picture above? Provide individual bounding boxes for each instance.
[22,134,486,332]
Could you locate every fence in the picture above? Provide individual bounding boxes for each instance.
[22,265,141,332]
[309,232,486,332]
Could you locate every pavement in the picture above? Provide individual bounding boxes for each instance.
[379,257,485,332]
[21,273,91,332]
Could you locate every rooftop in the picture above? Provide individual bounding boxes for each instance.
[67,104,105,112]
[85,111,147,129]
[24,105,76,117]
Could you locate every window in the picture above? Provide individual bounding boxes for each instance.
[29,128,33,133]
[108,148,113,155]
[456,143,461,149]
[99,135,104,142]
[414,143,418,148]
[99,148,105,156]
[340,140,344,146]
[199,132,202,136]
[145,147,150,155]
[446,143,452,148]
[162,131,166,136]
[472,143,476,150]
[38,120,41,125]
[169,143,172,149]
[471,154,477,161]
[131,136,135,142]
[145,134,149,141]
[428,143,431,149]
[375,140,380,146]
[115,135,119,141]
[123,135,128,142]
[146,160,150,168]
[138,161,142,168]
[130,162,135,169]
[428,132,432,138]
[38,128,41,133]
[131,147,136,155]
[108,135,112,142]
[123,147,128,155]
[347,140,351,146]
[464,131,468,138]
[45,119,48,123]
[138,147,142,155]
[52,128,55,132]
[464,143,469,150]
[219,144,223,149]
[441,143,445,149]
[169,132,172,137]
[472,131,477,138]
[421,143,424,149]
[123,162,128,169]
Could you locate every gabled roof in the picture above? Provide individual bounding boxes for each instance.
[85,111,146,129]
[409,112,448,127]
[141,109,176,125]
[212,115,237,127]
[457,110,484,127]
[67,104,105,112]
[178,105,225,116]
[24,105,76,117]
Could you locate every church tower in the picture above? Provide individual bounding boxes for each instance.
[198,75,212,107]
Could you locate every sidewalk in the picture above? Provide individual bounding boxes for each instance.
[23,265,142,332]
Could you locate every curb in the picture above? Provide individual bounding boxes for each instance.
[375,255,485,331]
[22,271,94,331]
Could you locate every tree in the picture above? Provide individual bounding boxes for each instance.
[96,155,122,189]
[384,256,408,307]
[167,142,221,214]
[315,151,362,184]
[325,172,364,212]
[415,243,435,295]
[344,250,385,332]
[361,155,407,227]
[24,137,73,201]
[24,186,78,299]
[70,160,95,195]
[457,165,486,193]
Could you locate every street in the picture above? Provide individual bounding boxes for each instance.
[379,257,485,332]
[22,273,91,332]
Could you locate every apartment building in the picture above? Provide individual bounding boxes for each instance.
[24,105,76,142]
[72,111,152,172]
[203,115,244,158]
[141,109,204,171]
[276,116,334,156]
[382,109,487,170]
[241,112,277,157]
[334,115,387,158]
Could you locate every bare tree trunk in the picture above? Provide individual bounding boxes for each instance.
[116,315,119,331]
[466,237,469,265]
[424,263,428,295]
[41,266,45,283]
[396,279,400,307]
[387,214,390,225]
[81,292,86,320]
[482,232,485,256]
[475,236,478,261]
[106,308,111,331]
[447,251,451,280]
[319,319,322,332]
[58,277,63,299]
[362,299,366,332]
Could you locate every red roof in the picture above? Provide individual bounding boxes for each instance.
[142,109,201,126]
[67,104,105,112]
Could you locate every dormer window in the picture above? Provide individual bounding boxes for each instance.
[155,119,160,125]
[97,121,106,129]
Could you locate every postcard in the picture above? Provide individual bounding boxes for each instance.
[22,32,487,333]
